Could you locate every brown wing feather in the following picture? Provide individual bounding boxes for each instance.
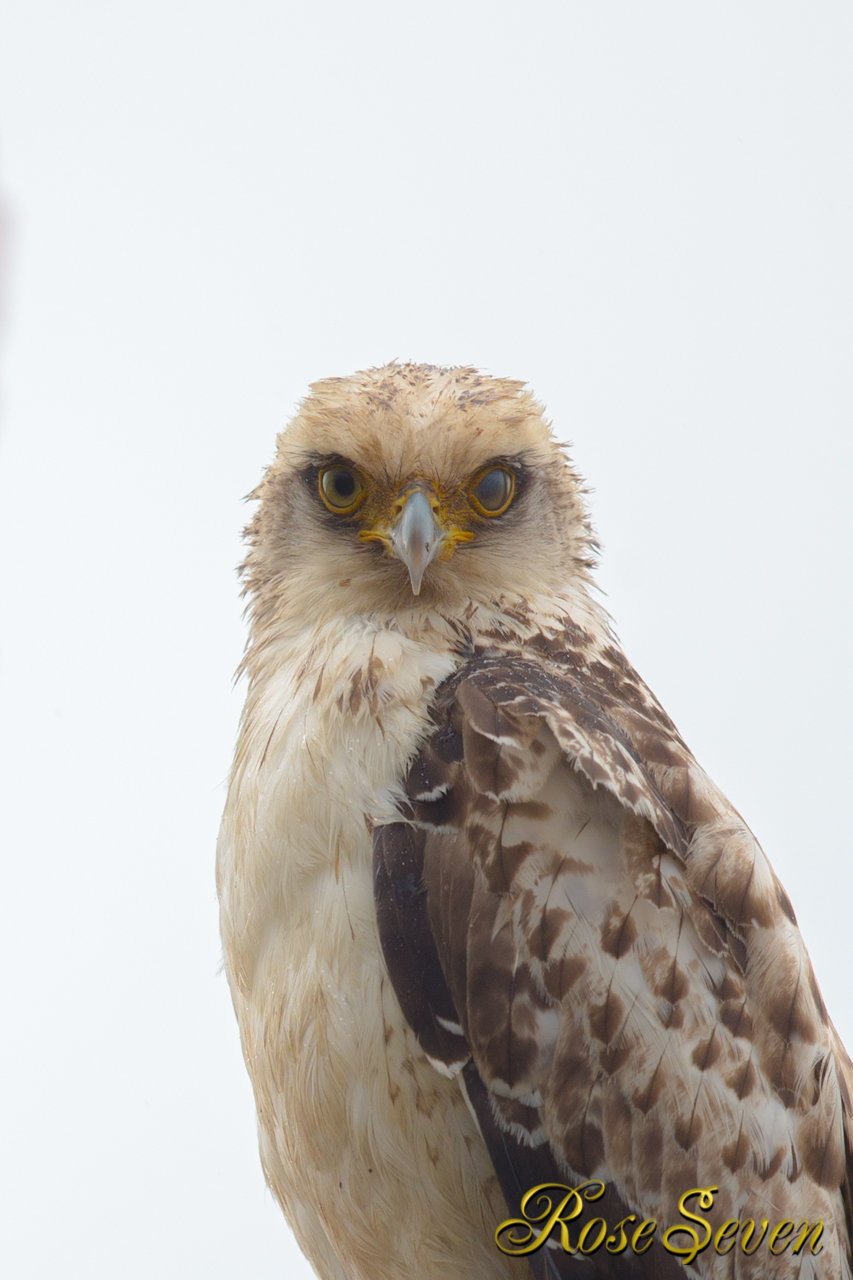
[375,825,681,1280]
[377,649,853,1279]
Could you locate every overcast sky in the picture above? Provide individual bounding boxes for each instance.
[1,4,851,1278]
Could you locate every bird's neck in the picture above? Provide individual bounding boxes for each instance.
[241,582,611,695]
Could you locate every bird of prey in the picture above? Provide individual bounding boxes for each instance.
[217,363,852,1280]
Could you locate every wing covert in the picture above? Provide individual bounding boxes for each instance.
[375,651,853,1278]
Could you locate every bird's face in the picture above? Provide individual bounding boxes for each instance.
[246,365,594,628]
[309,454,521,596]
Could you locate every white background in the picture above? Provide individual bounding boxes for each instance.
[0,3,850,1277]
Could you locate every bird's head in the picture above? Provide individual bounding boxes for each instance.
[243,364,596,633]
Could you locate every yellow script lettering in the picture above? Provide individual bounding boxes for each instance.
[662,1186,717,1266]
[791,1219,824,1256]
[495,1182,604,1256]
[713,1219,739,1256]
[631,1219,658,1255]
[768,1220,794,1255]
[577,1219,607,1254]
[605,1215,636,1254]
[740,1218,769,1255]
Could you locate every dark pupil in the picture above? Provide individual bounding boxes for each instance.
[331,470,356,500]
[476,469,509,509]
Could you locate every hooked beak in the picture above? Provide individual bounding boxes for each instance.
[389,490,444,596]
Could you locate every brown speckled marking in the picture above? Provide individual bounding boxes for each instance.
[377,643,853,1279]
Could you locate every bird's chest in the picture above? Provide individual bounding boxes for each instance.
[240,633,447,1098]
[222,629,516,1278]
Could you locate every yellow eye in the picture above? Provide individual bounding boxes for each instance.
[468,466,515,517]
[319,465,367,513]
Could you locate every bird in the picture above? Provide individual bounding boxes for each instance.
[217,362,853,1280]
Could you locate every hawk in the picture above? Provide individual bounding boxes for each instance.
[217,363,852,1280]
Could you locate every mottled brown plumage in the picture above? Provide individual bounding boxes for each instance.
[218,363,852,1280]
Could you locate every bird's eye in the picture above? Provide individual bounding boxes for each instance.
[319,466,367,513]
[468,467,515,517]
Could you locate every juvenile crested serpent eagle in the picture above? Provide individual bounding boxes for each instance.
[217,363,853,1280]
